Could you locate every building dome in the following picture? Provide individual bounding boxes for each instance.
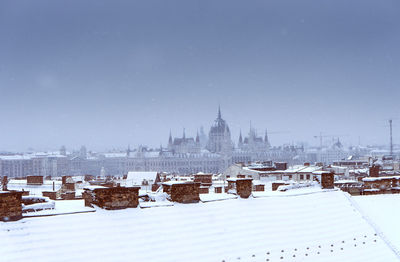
[209,108,230,135]
[206,107,233,153]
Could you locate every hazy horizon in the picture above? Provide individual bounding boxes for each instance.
[1,0,399,152]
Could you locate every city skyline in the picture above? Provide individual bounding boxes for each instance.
[0,106,396,153]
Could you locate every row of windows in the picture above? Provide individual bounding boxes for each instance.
[285,174,312,180]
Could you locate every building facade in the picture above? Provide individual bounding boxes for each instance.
[1,107,353,178]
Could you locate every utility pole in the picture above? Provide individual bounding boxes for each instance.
[389,119,393,156]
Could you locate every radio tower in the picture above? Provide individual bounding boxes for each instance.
[389,119,393,156]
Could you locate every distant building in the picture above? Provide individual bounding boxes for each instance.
[238,127,270,152]
[206,107,234,154]
[0,155,32,178]
[0,153,69,178]
[168,129,201,154]
[1,107,355,177]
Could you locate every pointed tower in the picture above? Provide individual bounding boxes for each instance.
[265,129,271,149]
[238,130,243,148]
[168,130,173,146]
[207,106,233,154]
[182,128,186,140]
[195,130,201,153]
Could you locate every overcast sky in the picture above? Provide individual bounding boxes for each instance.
[1,0,400,152]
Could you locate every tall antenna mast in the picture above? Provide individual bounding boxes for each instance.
[389,119,393,156]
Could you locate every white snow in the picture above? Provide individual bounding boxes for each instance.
[200,193,238,202]
[162,180,191,186]
[362,176,400,182]
[21,196,49,202]
[139,201,174,208]
[83,185,108,190]
[125,171,158,186]
[312,170,333,175]
[335,180,359,184]
[7,180,62,196]
[277,181,317,191]
[22,201,55,212]
[1,191,399,261]
[252,185,326,197]
[353,194,400,251]
[22,199,94,217]
[226,177,252,182]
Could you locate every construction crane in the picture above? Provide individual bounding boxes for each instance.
[313,133,348,149]
[264,130,291,146]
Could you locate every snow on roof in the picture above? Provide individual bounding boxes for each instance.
[162,181,192,186]
[7,180,62,196]
[362,176,400,182]
[226,177,253,182]
[194,173,211,176]
[313,170,334,175]
[241,166,265,173]
[0,155,32,160]
[349,168,369,173]
[8,179,62,186]
[125,171,158,186]
[0,153,68,160]
[32,152,66,158]
[297,166,322,173]
[103,152,127,158]
[283,165,308,173]
[252,180,265,185]
[83,185,108,190]
[352,194,400,249]
[334,180,359,184]
[1,191,399,261]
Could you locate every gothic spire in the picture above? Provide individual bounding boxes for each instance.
[265,129,270,148]
[239,130,243,144]
[182,128,186,140]
[168,130,173,145]
[218,105,222,120]
[196,130,200,143]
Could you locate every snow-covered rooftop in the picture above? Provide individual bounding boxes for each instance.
[362,176,400,182]
[1,191,399,261]
[313,170,334,175]
[226,177,253,182]
[125,171,159,186]
[83,185,108,190]
[334,180,360,184]
[0,155,32,160]
[162,181,192,186]
[7,180,62,196]
[297,166,322,173]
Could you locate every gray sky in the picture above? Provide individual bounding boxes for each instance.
[1,0,400,152]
